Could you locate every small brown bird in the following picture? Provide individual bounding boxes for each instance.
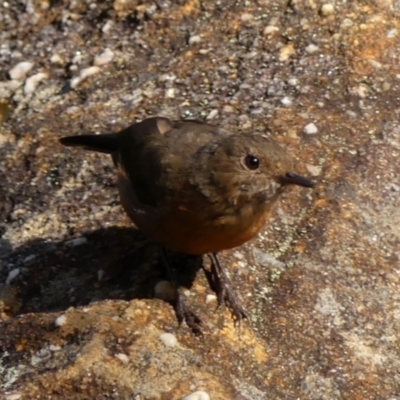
[60,117,315,331]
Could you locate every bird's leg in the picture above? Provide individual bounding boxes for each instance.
[160,247,203,334]
[207,253,249,322]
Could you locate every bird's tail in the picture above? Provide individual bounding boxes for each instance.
[59,133,118,154]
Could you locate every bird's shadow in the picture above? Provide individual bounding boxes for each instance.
[0,227,204,316]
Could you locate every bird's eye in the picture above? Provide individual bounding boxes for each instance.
[244,154,260,170]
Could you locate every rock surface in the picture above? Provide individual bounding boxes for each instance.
[1,0,400,399]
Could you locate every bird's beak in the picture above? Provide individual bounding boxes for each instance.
[280,172,316,188]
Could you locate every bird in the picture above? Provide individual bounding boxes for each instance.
[59,117,315,332]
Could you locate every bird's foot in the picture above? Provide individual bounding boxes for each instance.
[208,253,249,323]
[174,287,204,335]
[160,248,204,334]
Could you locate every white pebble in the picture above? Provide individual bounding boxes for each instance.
[72,53,84,64]
[65,237,88,247]
[305,44,319,53]
[102,20,114,33]
[50,53,63,64]
[55,314,67,327]
[70,66,100,89]
[306,164,322,176]
[94,48,115,66]
[205,294,217,304]
[280,96,292,106]
[115,353,129,364]
[181,391,210,400]
[241,13,254,22]
[189,35,202,45]
[159,332,178,347]
[353,84,368,98]
[264,25,279,35]
[5,268,20,285]
[165,88,175,98]
[253,248,285,268]
[369,59,382,69]
[206,109,219,120]
[6,394,22,400]
[346,110,357,118]
[9,61,34,80]
[387,28,398,38]
[24,72,48,95]
[320,4,334,16]
[304,123,318,134]
[49,345,61,352]
[158,73,176,82]
[181,288,191,297]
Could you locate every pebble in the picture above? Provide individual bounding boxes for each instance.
[306,164,322,176]
[65,237,88,247]
[353,84,368,98]
[72,52,84,64]
[280,96,292,106]
[241,13,254,22]
[264,25,279,35]
[158,73,176,82]
[5,268,20,285]
[24,72,48,95]
[94,48,115,66]
[50,53,63,64]
[131,88,144,106]
[305,44,319,53]
[181,391,210,400]
[304,122,318,134]
[253,248,285,269]
[188,35,202,45]
[70,66,100,89]
[279,44,295,62]
[5,394,22,400]
[165,88,175,98]
[206,109,219,120]
[340,18,353,28]
[97,269,104,281]
[22,254,36,264]
[154,280,175,301]
[320,4,335,16]
[102,20,113,34]
[159,332,178,347]
[9,61,34,80]
[205,294,217,304]
[115,353,129,364]
[55,314,67,327]
[223,105,234,113]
